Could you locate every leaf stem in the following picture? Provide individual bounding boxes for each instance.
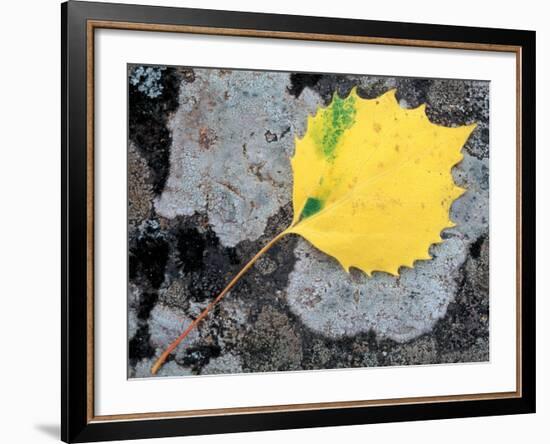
[151,229,289,375]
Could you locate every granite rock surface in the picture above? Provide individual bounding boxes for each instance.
[127,65,489,378]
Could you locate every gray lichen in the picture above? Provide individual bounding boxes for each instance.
[287,236,467,342]
[129,66,167,98]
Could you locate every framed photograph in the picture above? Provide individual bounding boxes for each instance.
[61,1,536,442]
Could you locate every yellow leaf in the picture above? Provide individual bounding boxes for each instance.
[284,88,476,276]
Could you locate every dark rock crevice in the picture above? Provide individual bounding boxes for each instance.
[128,65,183,194]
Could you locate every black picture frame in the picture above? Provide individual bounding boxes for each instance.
[61,1,536,442]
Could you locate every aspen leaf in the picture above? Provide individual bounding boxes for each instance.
[285,88,476,276]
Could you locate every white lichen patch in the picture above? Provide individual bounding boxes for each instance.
[286,153,487,342]
[287,237,467,342]
[155,69,323,247]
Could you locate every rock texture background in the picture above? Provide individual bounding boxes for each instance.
[128,65,489,378]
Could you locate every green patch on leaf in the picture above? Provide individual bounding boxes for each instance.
[315,94,356,161]
[300,197,324,219]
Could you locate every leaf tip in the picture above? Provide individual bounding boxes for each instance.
[349,85,360,98]
[386,267,401,277]
[457,121,478,142]
[385,88,398,97]
[330,88,341,103]
[414,103,427,115]
[419,250,433,261]
[453,185,467,199]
